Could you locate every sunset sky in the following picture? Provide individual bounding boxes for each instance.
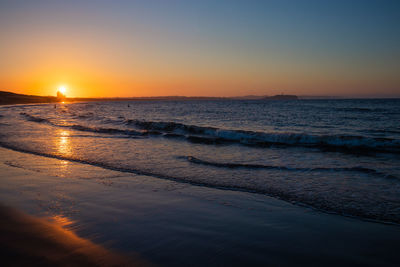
[0,0,399,98]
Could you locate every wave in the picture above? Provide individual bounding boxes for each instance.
[76,112,95,119]
[362,129,400,135]
[69,125,145,136]
[20,112,51,123]
[125,119,400,153]
[20,113,400,153]
[334,107,389,112]
[20,113,153,137]
[183,156,398,180]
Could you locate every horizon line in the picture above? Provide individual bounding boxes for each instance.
[1,90,400,99]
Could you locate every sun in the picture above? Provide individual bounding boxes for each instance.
[58,85,67,95]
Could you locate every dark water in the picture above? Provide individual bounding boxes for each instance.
[1,99,400,223]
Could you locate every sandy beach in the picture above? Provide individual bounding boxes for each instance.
[1,146,400,266]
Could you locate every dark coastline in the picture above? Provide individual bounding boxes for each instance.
[0,91,306,105]
[0,91,228,105]
[0,91,59,105]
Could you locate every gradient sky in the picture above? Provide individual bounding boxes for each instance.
[0,0,399,97]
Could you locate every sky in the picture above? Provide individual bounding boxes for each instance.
[0,0,399,98]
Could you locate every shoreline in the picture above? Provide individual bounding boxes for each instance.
[1,147,400,266]
[1,140,398,226]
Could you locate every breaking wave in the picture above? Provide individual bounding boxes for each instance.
[126,119,400,153]
[20,112,51,123]
[20,113,400,153]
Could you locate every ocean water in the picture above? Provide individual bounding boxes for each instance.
[0,99,399,223]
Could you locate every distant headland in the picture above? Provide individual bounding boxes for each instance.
[0,91,59,105]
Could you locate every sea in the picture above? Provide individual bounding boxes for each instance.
[0,99,399,224]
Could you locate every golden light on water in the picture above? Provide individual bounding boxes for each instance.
[55,130,72,176]
[51,214,75,228]
[57,130,71,156]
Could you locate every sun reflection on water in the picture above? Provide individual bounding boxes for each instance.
[55,130,73,176]
[57,130,71,156]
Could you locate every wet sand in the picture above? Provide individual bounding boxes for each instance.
[1,147,400,266]
[0,205,146,266]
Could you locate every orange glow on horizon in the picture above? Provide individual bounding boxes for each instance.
[3,67,398,98]
[1,40,398,98]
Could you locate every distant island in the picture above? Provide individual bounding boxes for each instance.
[263,94,298,100]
